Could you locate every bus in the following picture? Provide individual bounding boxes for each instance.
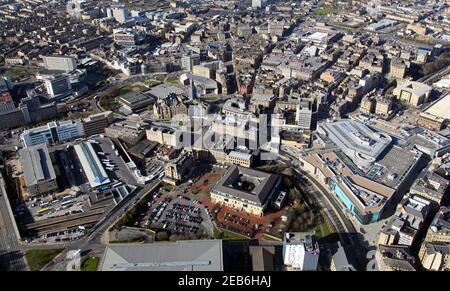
[37,207,51,214]
[61,200,74,207]
[40,201,50,207]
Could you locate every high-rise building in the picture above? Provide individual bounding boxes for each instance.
[112,5,129,24]
[44,75,72,98]
[252,0,266,9]
[20,120,84,147]
[43,55,77,73]
[295,98,317,130]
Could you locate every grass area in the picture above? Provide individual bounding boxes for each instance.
[80,257,99,271]
[314,6,336,16]
[25,249,62,271]
[144,80,161,87]
[165,77,179,84]
[214,227,248,240]
[162,183,175,192]
[4,67,29,81]
[314,220,331,238]
[109,237,145,244]
[119,84,146,94]
[204,95,219,102]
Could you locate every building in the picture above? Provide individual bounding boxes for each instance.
[378,245,417,271]
[42,55,77,73]
[375,97,393,117]
[378,195,431,247]
[390,58,407,79]
[82,111,114,137]
[104,120,146,145]
[146,125,179,147]
[296,98,317,130]
[163,154,194,185]
[181,54,200,71]
[422,207,450,245]
[419,242,450,271]
[210,165,280,216]
[99,239,224,271]
[225,151,253,168]
[118,92,154,113]
[393,81,432,107]
[112,5,129,24]
[19,144,57,196]
[410,170,449,205]
[74,142,110,188]
[299,150,396,224]
[252,0,266,9]
[283,232,320,271]
[20,120,84,147]
[44,75,72,98]
[318,120,392,170]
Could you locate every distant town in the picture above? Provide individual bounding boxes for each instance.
[0,0,449,272]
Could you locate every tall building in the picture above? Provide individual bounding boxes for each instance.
[181,54,200,71]
[44,75,72,98]
[252,0,266,9]
[43,55,77,73]
[283,232,320,271]
[295,98,317,130]
[112,5,129,24]
[20,120,84,147]
[82,111,114,137]
[19,144,58,196]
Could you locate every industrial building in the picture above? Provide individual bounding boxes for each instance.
[19,144,58,196]
[100,240,224,271]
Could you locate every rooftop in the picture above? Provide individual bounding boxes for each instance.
[211,165,279,206]
[100,240,224,271]
[19,144,56,187]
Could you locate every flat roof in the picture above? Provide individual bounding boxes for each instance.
[74,142,110,188]
[19,144,56,187]
[100,240,224,271]
[424,93,450,120]
[211,165,279,206]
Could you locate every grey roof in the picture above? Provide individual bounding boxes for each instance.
[146,83,186,99]
[19,144,56,187]
[211,165,280,206]
[100,240,224,271]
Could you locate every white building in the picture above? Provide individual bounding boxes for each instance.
[20,120,84,147]
[43,55,77,72]
[74,142,110,188]
[112,5,129,23]
[283,233,320,271]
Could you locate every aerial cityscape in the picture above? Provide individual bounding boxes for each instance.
[0,0,449,273]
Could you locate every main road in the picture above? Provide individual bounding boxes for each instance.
[0,173,27,271]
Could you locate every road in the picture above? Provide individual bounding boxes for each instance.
[0,173,27,271]
[278,151,369,270]
[42,179,161,271]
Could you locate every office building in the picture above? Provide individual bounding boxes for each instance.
[210,165,280,216]
[20,120,84,147]
[296,98,317,130]
[283,232,320,271]
[19,144,57,196]
[225,151,253,168]
[118,92,154,113]
[44,75,72,98]
[82,111,114,137]
[112,5,129,24]
[410,170,449,205]
[181,54,200,71]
